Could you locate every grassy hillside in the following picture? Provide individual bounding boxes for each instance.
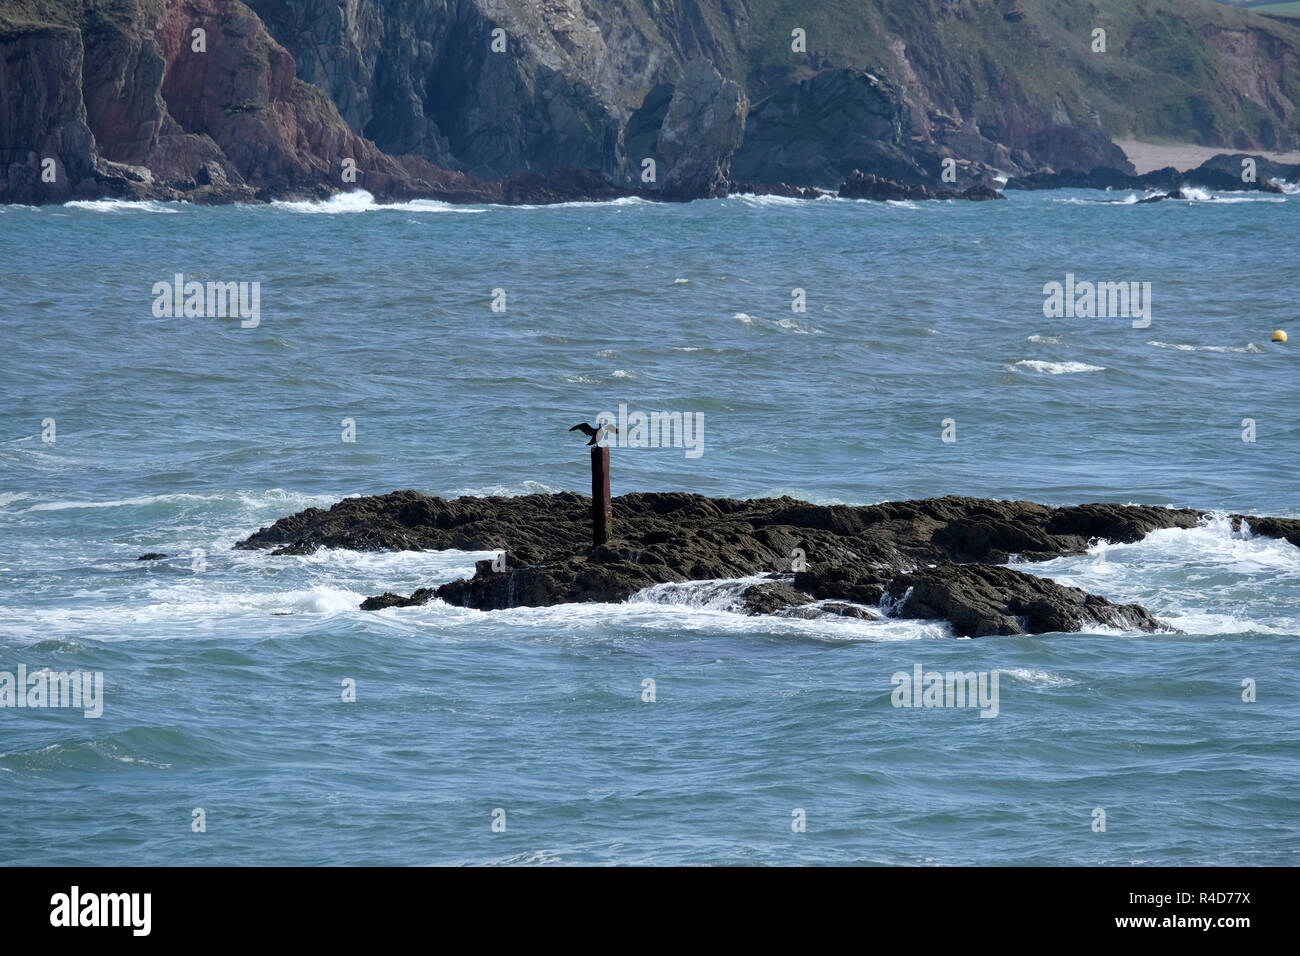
[1251,2,1300,17]
[713,0,1300,149]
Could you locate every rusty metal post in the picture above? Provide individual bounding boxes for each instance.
[591,445,611,547]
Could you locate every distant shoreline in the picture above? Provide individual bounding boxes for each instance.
[1117,138,1300,174]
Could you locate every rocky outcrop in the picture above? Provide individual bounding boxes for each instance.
[655,60,748,200]
[730,69,924,188]
[728,182,829,199]
[838,170,1006,201]
[498,167,639,205]
[236,490,1300,637]
[1006,155,1291,193]
[882,564,1165,637]
[1237,514,1300,548]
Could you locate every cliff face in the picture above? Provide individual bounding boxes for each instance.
[245,0,1300,184]
[2,0,420,202]
[3,0,1300,204]
[0,24,97,202]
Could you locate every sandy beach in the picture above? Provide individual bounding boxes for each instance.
[1117,138,1300,173]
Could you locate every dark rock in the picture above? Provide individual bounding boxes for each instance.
[655,60,748,201]
[1005,166,1150,191]
[359,588,435,611]
[1006,156,1288,194]
[499,167,640,205]
[729,69,921,189]
[1235,514,1300,549]
[1187,152,1295,186]
[960,184,1007,201]
[838,170,1005,202]
[815,602,880,620]
[779,601,880,621]
[882,564,1173,637]
[136,552,167,560]
[794,564,890,606]
[727,182,828,200]
[839,170,932,201]
[740,582,814,615]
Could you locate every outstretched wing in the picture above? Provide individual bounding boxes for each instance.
[570,422,598,437]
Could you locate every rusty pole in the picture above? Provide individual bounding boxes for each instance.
[591,445,611,547]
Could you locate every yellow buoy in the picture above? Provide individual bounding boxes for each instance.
[1273,330,1288,342]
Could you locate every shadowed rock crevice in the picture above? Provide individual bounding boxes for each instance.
[235,491,1300,637]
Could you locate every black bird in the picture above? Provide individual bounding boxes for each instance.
[569,422,617,446]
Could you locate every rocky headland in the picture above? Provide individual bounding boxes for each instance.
[6,0,1300,207]
[234,491,1300,637]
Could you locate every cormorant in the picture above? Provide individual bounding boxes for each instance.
[569,422,617,446]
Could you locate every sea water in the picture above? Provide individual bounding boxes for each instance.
[0,187,1297,864]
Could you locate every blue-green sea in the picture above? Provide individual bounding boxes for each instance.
[1,186,1297,864]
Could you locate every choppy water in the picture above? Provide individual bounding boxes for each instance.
[1,187,1297,865]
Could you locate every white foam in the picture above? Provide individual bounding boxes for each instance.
[1012,513,1300,635]
[1147,340,1267,354]
[447,481,560,497]
[615,576,946,641]
[1027,334,1060,344]
[999,667,1075,687]
[634,575,771,612]
[22,489,338,513]
[1178,185,1285,203]
[64,199,182,214]
[1012,360,1105,375]
[270,190,483,214]
[467,594,951,643]
[1050,193,1152,205]
[505,195,652,210]
[773,317,824,334]
[727,193,807,207]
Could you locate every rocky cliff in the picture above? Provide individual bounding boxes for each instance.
[4,0,1300,204]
